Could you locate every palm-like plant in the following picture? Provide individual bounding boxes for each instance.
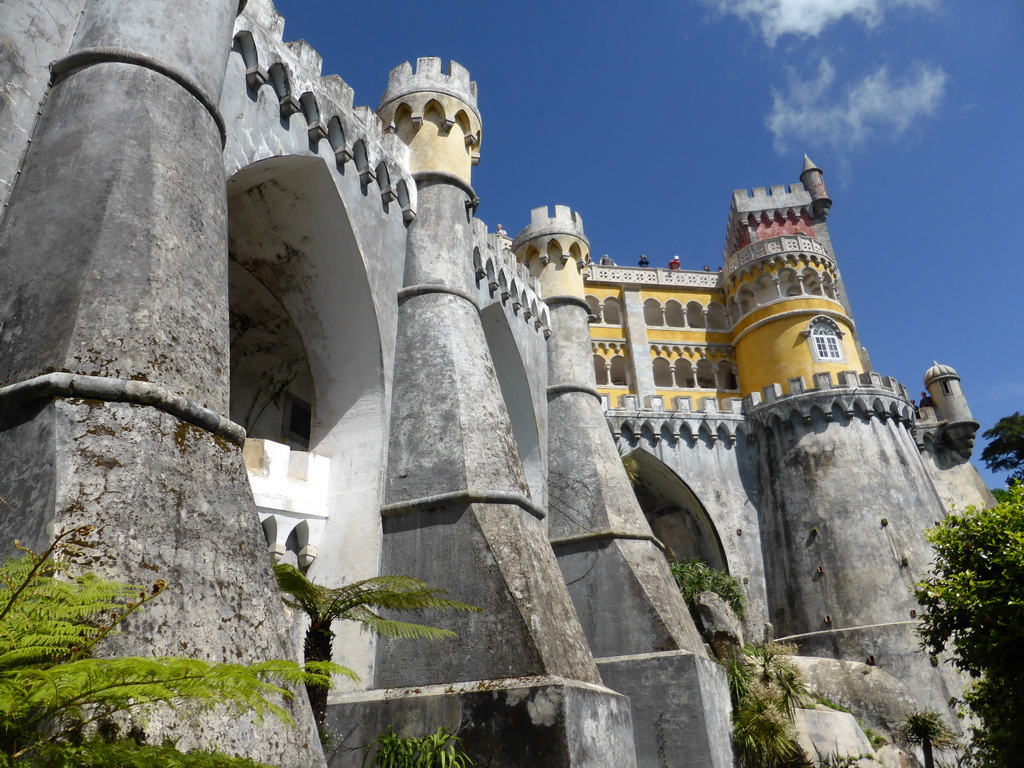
[897,710,956,768]
[724,644,813,768]
[272,564,480,729]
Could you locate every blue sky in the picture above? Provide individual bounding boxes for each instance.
[269,0,1023,489]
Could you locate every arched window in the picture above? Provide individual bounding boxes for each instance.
[738,286,756,315]
[585,295,602,322]
[652,357,673,387]
[665,300,686,327]
[801,268,823,296]
[674,358,695,388]
[603,298,622,325]
[706,302,728,331]
[716,360,739,391]
[644,299,664,327]
[695,358,715,388]
[609,355,629,387]
[686,301,705,329]
[803,317,845,362]
[593,354,609,385]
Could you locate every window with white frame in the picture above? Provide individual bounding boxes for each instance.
[804,317,845,362]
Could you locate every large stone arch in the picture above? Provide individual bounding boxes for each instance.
[226,155,389,679]
[479,303,546,508]
[629,449,729,572]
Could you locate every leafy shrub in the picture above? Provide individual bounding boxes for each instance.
[362,726,473,768]
[669,558,746,618]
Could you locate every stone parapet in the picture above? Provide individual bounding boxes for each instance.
[724,232,832,281]
[587,265,721,288]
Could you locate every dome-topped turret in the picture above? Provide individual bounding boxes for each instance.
[924,361,958,387]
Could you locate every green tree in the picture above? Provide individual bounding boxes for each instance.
[0,526,337,766]
[914,485,1024,766]
[980,411,1024,484]
[896,710,956,768]
[273,564,479,730]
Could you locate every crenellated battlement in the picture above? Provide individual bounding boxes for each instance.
[601,370,916,449]
[511,205,589,256]
[472,219,551,337]
[230,2,417,220]
[723,232,833,282]
[607,395,748,448]
[732,183,811,214]
[746,371,916,437]
[380,57,479,115]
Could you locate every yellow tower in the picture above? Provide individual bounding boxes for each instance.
[378,57,481,184]
[511,205,591,299]
[723,159,865,396]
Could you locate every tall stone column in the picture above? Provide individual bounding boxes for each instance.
[324,59,636,768]
[513,207,733,768]
[0,2,324,764]
[622,288,656,404]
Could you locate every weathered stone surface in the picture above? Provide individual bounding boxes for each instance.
[325,676,636,768]
[753,410,942,637]
[782,624,962,728]
[0,399,324,766]
[598,651,733,768]
[792,708,874,767]
[788,656,919,735]
[379,169,598,694]
[694,590,745,658]
[0,0,88,212]
[0,63,230,410]
[874,743,923,768]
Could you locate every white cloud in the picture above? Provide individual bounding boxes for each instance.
[707,0,939,44]
[766,58,946,153]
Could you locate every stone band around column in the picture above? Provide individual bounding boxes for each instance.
[50,47,227,146]
[547,383,603,403]
[544,295,592,313]
[550,528,669,554]
[398,283,479,309]
[380,488,545,520]
[0,373,245,445]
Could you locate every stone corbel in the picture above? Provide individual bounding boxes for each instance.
[307,121,327,143]
[279,95,301,118]
[245,65,268,90]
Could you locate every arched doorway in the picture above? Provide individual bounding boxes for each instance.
[630,449,729,571]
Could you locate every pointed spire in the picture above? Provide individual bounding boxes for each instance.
[799,154,831,221]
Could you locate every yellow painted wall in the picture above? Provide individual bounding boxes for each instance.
[733,306,862,397]
[538,259,586,298]
[397,110,474,182]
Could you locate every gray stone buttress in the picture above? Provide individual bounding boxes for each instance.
[0,1,325,763]
[514,208,734,768]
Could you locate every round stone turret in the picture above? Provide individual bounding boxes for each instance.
[378,57,481,183]
[924,362,958,388]
[511,205,590,298]
[800,154,832,221]
[924,361,979,457]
